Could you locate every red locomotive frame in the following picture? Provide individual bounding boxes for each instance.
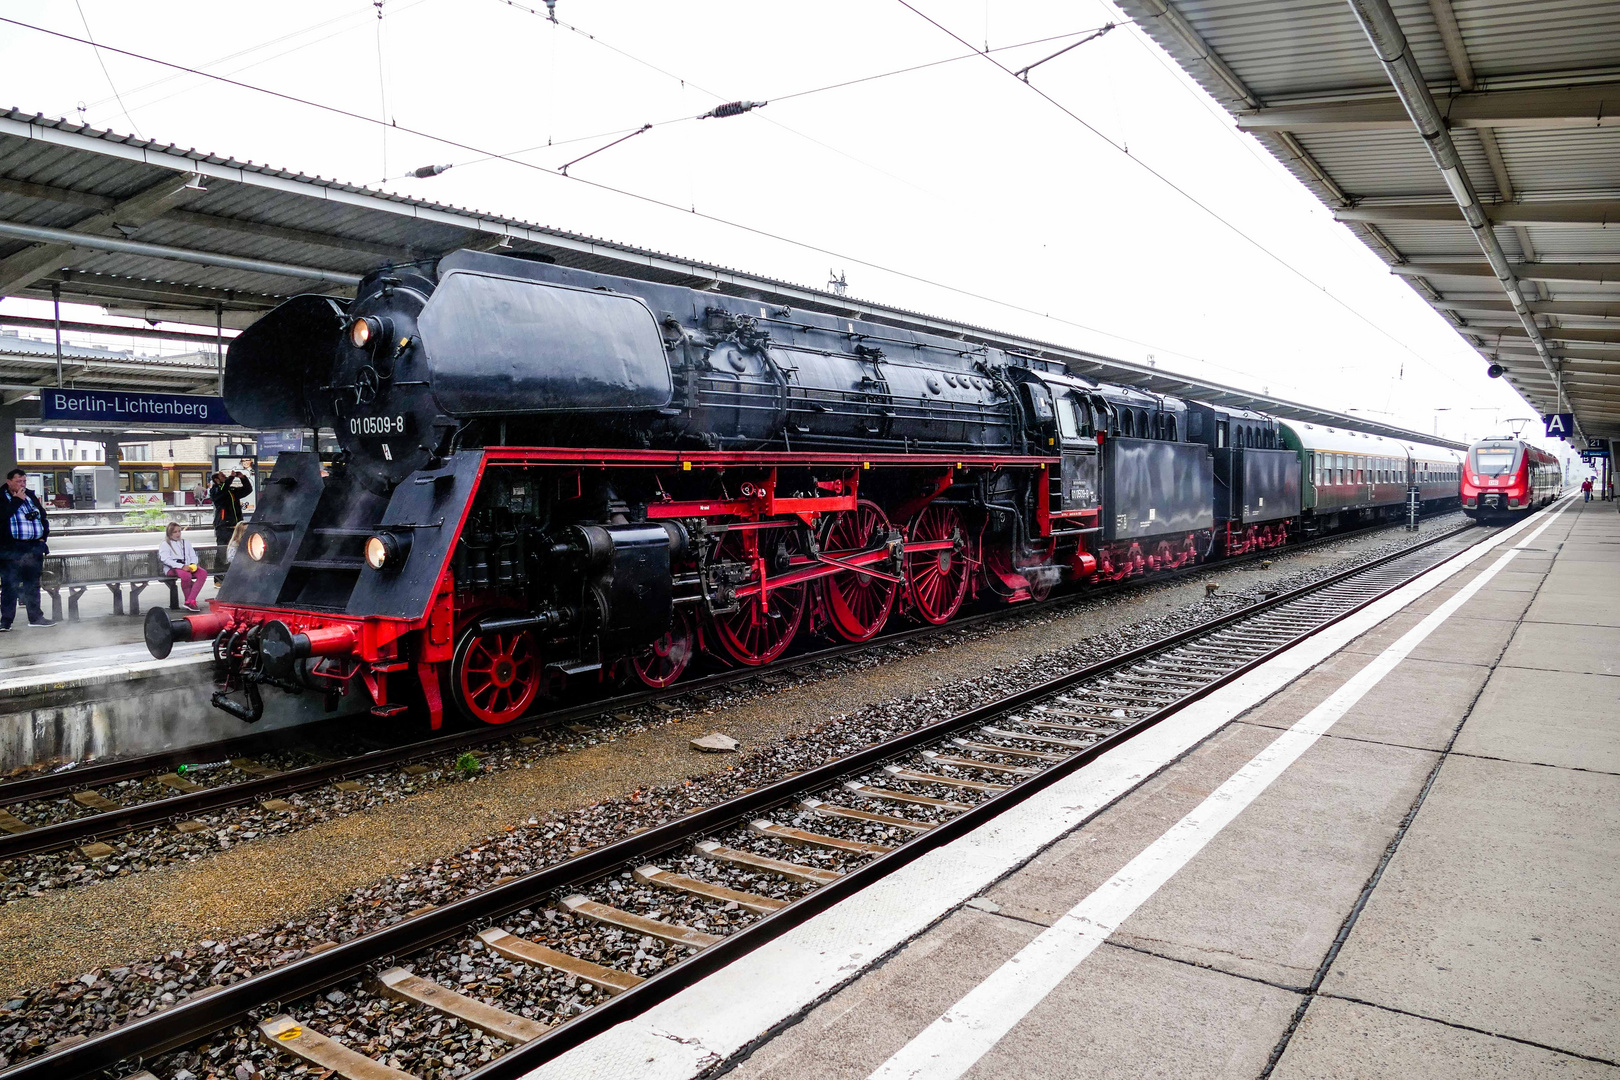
[184,447,1126,730]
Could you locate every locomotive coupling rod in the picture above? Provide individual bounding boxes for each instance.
[806,549,905,585]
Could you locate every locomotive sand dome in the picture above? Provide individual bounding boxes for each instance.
[144,248,1466,728]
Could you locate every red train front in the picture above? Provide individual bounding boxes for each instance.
[1460,435,1562,521]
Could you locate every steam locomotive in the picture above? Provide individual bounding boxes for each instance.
[143,249,1462,727]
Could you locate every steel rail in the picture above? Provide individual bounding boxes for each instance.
[0,520,1485,1080]
[0,514,1457,856]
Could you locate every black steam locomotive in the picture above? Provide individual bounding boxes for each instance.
[144,250,1459,726]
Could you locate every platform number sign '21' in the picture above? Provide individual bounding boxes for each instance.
[1543,412,1574,440]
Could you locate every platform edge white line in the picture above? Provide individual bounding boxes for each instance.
[520,509,1554,1080]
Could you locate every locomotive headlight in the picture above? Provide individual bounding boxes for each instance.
[364,531,411,571]
[348,317,376,349]
[245,529,271,562]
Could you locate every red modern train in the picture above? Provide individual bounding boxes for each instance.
[1460,436,1562,521]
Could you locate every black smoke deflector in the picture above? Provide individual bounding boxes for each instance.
[224,295,348,429]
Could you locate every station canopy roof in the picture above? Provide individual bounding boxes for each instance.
[1114,0,1620,444]
[0,105,1466,449]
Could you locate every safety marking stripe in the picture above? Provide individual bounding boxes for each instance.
[867,501,1572,1080]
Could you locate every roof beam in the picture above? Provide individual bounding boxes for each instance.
[0,220,362,288]
[0,314,236,345]
[22,275,282,320]
[1494,346,1620,364]
[1421,0,1538,260]
[1345,0,1569,419]
[0,176,427,263]
[1393,261,1620,284]
[1433,299,1620,319]
[1469,325,1620,344]
[1337,201,1620,226]
[1236,80,1620,132]
[0,172,207,296]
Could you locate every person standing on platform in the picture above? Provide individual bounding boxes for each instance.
[158,522,208,611]
[0,468,54,631]
[1582,477,1594,502]
[208,469,252,571]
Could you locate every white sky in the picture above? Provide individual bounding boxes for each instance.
[0,0,1572,454]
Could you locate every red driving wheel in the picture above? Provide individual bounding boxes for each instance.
[905,503,970,625]
[821,499,898,642]
[451,627,540,725]
[711,529,808,666]
[631,608,695,688]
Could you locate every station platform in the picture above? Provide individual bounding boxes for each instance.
[532,495,1617,1080]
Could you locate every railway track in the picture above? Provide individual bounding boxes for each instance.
[0,514,1461,864]
[0,514,1459,864]
[0,517,1491,1080]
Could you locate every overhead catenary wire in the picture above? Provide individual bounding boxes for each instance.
[374,0,391,182]
[893,0,1469,391]
[389,23,1110,184]
[78,0,438,126]
[73,0,142,138]
[0,14,1298,396]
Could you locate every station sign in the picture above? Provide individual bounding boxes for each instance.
[1543,412,1574,439]
[41,388,235,427]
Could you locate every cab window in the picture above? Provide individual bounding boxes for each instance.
[1057,394,1081,442]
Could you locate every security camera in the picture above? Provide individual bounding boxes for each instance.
[1486,364,1505,378]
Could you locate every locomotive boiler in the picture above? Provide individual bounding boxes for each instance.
[142,248,1461,728]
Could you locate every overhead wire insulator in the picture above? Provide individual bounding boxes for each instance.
[412,163,453,178]
[700,100,767,120]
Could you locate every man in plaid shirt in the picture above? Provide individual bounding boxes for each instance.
[0,469,54,630]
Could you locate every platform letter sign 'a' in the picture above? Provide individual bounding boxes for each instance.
[1544,412,1574,440]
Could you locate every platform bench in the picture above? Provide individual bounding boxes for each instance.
[40,544,223,621]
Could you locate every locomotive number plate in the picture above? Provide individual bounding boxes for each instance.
[348,413,410,436]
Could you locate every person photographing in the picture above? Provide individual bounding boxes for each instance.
[0,468,54,630]
[208,469,252,571]
[158,522,208,611]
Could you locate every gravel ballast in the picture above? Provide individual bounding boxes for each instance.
[0,516,1474,1073]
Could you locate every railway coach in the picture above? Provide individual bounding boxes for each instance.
[141,248,1462,728]
[1461,435,1561,520]
[1283,422,1460,534]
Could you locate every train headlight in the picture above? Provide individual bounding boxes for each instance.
[244,530,271,561]
[364,531,410,571]
[348,317,375,349]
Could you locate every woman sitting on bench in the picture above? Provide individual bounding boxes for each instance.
[157,522,208,612]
